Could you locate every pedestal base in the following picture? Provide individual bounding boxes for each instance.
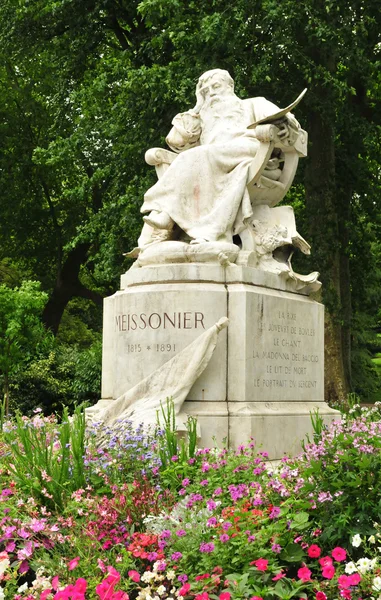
[95,263,339,458]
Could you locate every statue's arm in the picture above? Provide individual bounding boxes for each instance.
[166,110,202,153]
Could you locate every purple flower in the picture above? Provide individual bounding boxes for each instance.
[271,544,282,553]
[269,506,281,519]
[220,534,229,543]
[207,517,217,527]
[178,574,188,583]
[171,552,183,561]
[171,455,178,462]
[176,529,187,537]
[160,530,171,539]
[147,552,158,561]
[222,521,232,531]
[182,478,190,487]
[201,463,210,472]
[200,479,209,486]
[213,487,223,496]
[199,542,215,553]
[188,458,195,465]
[178,488,186,496]
[158,540,167,550]
[156,560,167,572]
[190,493,203,502]
[206,499,216,511]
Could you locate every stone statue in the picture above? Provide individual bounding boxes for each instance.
[130,69,319,291]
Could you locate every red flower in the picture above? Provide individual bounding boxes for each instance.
[128,570,140,583]
[331,547,347,562]
[251,558,268,571]
[308,544,321,558]
[250,597,263,600]
[322,565,335,579]
[219,594,231,600]
[195,593,210,600]
[297,566,312,582]
[316,593,327,600]
[195,573,210,581]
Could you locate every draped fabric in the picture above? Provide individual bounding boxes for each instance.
[141,95,296,242]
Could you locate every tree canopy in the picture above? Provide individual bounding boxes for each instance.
[0,0,380,406]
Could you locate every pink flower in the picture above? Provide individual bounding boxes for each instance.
[297,566,312,582]
[316,593,327,600]
[40,590,52,600]
[319,556,333,568]
[195,593,210,600]
[251,558,268,571]
[348,573,361,586]
[219,594,231,600]
[75,578,87,593]
[128,570,140,583]
[250,597,263,600]
[308,544,321,558]
[179,583,191,596]
[331,547,347,562]
[322,565,335,579]
[68,556,80,571]
[272,572,285,581]
[338,575,351,589]
[52,576,60,590]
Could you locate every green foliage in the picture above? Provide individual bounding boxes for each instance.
[2,405,87,510]
[0,280,50,411]
[10,340,102,415]
[0,0,380,399]
[297,415,381,548]
[156,399,198,489]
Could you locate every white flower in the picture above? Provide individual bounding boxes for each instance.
[167,570,175,580]
[0,587,4,600]
[345,562,358,574]
[352,534,362,547]
[373,577,381,592]
[369,536,376,544]
[156,586,166,596]
[370,558,378,570]
[17,583,29,593]
[141,572,156,583]
[0,558,10,577]
[356,557,372,574]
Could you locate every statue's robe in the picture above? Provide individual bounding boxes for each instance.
[141,94,299,243]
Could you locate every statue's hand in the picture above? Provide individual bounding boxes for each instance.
[273,117,299,146]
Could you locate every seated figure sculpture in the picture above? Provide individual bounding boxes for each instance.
[134,69,319,291]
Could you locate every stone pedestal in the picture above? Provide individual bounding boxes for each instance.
[98,263,339,458]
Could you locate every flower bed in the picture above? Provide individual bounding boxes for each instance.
[1,403,381,599]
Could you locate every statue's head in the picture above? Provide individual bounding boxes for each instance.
[197,69,234,102]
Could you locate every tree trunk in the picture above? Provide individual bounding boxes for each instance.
[338,186,352,390]
[42,243,104,335]
[304,107,349,404]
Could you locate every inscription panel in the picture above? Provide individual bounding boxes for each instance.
[102,283,227,401]
[228,286,324,402]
